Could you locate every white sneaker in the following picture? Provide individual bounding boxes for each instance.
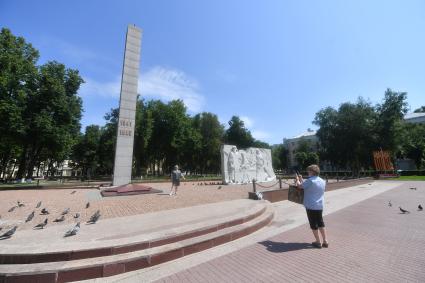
[169,192,173,196]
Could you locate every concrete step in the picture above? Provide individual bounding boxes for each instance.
[0,199,266,264]
[0,205,274,283]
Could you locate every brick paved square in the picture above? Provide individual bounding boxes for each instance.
[155,181,425,283]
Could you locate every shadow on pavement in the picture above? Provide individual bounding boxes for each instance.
[259,240,314,252]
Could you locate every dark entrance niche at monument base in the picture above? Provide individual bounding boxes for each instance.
[249,189,288,203]
[101,183,162,197]
[248,186,303,203]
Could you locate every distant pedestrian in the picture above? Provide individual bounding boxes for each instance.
[170,165,185,196]
[295,164,329,248]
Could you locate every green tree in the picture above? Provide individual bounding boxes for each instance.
[294,152,305,169]
[399,123,425,169]
[133,99,153,177]
[0,28,39,178]
[192,112,224,174]
[293,138,319,169]
[71,125,102,178]
[0,29,83,179]
[224,116,254,148]
[271,144,289,170]
[375,89,408,156]
[146,99,194,174]
[15,61,83,178]
[95,108,119,175]
[252,140,271,149]
[314,98,376,171]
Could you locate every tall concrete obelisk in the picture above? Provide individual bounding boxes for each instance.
[113,25,142,186]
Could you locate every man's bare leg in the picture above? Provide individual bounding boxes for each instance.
[312,229,321,243]
[319,227,328,244]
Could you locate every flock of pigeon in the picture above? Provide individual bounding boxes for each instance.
[194,182,222,186]
[0,190,102,240]
[389,186,423,214]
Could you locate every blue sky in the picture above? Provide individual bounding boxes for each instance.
[1,0,424,144]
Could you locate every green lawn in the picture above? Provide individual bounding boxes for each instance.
[390,175,425,181]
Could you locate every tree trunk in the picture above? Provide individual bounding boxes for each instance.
[16,145,28,180]
[0,152,11,179]
[9,160,17,180]
[36,162,41,177]
[26,146,41,179]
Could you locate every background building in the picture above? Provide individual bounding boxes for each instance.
[404,112,425,124]
[283,129,318,169]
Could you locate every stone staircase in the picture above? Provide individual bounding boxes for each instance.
[0,200,274,283]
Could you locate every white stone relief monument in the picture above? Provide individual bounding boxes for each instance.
[220,145,276,184]
[112,25,142,186]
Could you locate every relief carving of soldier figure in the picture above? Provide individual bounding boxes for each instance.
[227,146,238,183]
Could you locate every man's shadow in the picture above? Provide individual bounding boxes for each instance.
[259,240,314,253]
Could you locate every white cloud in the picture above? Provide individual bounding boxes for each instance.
[140,66,205,112]
[79,66,205,113]
[231,115,272,142]
[79,77,121,98]
[240,116,254,128]
[252,130,272,141]
[218,116,229,128]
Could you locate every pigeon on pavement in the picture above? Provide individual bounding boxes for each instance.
[0,226,18,239]
[418,205,423,211]
[61,208,70,215]
[36,201,42,208]
[409,187,417,190]
[17,201,25,207]
[217,186,222,190]
[86,202,90,209]
[70,190,76,194]
[87,210,101,224]
[399,207,410,214]
[388,200,392,207]
[54,215,65,222]
[25,211,35,222]
[34,218,48,229]
[8,206,16,213]
[64,222,80,237]
[74,213,80,219]
[40,208,49,215]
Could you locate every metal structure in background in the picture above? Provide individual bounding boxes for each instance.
[373,150,394,171]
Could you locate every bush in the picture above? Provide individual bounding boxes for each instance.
[398,170,425,176]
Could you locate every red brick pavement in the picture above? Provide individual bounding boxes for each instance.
[0,179,366,231]
[156,182,425,282]
[0,183,253,230]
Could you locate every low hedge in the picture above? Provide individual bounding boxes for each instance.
[397,170,425,176]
